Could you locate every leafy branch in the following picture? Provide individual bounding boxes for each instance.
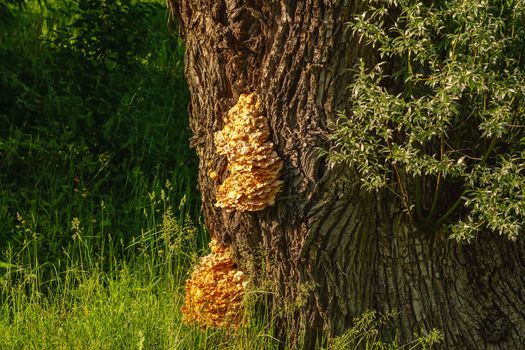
[326,0,525,241]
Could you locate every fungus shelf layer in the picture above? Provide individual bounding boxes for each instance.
[182,240,246,328]
[214,93,283,212]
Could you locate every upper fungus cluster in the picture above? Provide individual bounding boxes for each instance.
[214,93,283,212]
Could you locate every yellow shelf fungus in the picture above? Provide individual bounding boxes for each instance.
[214,93,283,211]
[181,240,247,328]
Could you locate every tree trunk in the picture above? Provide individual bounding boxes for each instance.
[169,0,525,348]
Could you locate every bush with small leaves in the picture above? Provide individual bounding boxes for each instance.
[326,0,525,241]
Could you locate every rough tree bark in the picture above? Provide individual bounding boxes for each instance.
[169,1,525,349]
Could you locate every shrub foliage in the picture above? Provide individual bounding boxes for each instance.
[326,0,525,241]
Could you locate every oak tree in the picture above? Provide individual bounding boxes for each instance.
[170,0,525,348]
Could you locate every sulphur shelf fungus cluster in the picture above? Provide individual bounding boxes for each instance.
[214,93,283,212]
[181,240,247,328]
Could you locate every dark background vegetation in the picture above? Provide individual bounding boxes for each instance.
[1,0,199,265]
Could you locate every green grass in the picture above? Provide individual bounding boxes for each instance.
[0,199,282,350]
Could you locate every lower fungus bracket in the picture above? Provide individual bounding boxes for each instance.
[181,240,247,328]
